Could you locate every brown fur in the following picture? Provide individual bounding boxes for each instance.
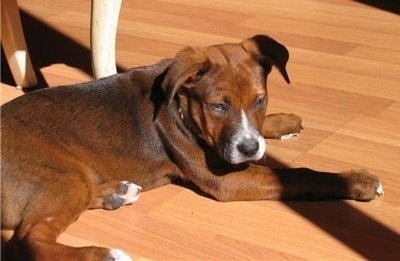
[1,35,382,260]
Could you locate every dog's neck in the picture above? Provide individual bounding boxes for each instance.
[173,95,202,140]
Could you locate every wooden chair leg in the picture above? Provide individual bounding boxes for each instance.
[1,0,38,88]
[90,0,122,79]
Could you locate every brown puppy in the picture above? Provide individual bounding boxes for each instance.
[1,35,383,261]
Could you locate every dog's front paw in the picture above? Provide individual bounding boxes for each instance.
[94,181,142,210]
[117,181,142,205]
[262,113,303,139]
[344,170,384,201]
[105,181,141,208]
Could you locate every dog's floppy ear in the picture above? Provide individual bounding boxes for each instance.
[162,47,210,106]
[242,34,291,84]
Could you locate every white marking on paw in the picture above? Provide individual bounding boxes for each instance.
[119,182,142,205]
[279,133,300,141]
[376,182,384,197]
[109,249,132,261]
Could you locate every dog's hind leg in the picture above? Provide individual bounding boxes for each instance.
[89,181,142,210]
[4,176,132,261]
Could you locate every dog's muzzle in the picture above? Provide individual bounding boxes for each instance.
[238,138,260,157]
[222,134,266,165]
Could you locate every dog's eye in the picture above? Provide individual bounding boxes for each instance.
[254,96,266,108]
[212,103,225,112]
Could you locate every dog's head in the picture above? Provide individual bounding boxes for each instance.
[162,35,290,164]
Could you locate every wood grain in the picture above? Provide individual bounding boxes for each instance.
[1,0,399,260]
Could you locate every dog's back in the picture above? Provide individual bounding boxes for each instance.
[1,60,178,229]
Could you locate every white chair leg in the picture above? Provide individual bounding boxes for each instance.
[1,0,38,88]
[90,0,122,79]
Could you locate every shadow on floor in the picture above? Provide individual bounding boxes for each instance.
[1,9,127,90]
[178,154,399,260]
[354,0,400,14]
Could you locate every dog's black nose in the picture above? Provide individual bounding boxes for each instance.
[238,139,259,157]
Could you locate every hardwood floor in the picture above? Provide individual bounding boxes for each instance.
[1,0,399,260]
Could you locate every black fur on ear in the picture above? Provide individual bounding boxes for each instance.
[162,46,211,106]
[242,34,291,84]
